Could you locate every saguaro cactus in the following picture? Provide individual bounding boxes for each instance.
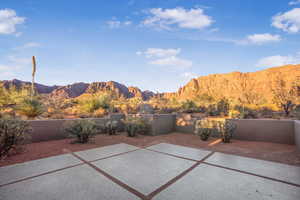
[31,56,36,98]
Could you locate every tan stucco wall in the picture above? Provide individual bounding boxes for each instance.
[231,119,295,144]
[294,121,300,151]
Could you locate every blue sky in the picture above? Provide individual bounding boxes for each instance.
[0,0,300,92]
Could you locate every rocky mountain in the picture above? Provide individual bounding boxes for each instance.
[0,79,154,100]
[1,79,59,94]
[1,65,299,102]
[163,65,300,103]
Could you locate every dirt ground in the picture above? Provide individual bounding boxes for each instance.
[1,132,300,167]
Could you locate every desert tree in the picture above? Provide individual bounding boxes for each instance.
[271,74,299,116]
[232,73,261,107]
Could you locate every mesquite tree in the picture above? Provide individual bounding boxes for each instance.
[271,75,299,116]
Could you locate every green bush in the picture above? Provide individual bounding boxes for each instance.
[216,120,237,143]
[217,98,230,116]
[123,116,150,137]
[180,100,198,113]
[195,119,218,141]
[195,119,237,143]
[231,106,258,119]
[0,117,31,159]
[79,94,111,114]
[17,98,44,119]
[105,120,118,135]
[64,120,98,143]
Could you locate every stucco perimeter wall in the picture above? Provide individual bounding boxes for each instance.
[127,114,176,136]
[231,119,295,144]
[151,114,176,136]
[295,121,300,151]
[28,114,125,143]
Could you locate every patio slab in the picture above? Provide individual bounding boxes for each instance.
[0,164,140,200]
[205,152,300,185]
[147,143,211,161]
[74,143,139,161]
[0,154,81,185]
[153,164,300,200]
[92,149,195,195]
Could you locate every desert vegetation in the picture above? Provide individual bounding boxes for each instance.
[0,64,299,120]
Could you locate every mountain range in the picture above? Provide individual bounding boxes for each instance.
[1,65,299,103]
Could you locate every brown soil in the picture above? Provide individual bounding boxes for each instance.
[1,132,300,167]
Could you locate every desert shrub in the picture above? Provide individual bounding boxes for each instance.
[79,94,111,115]
[180,100,198,113]
[230,105,258,119]
[123,116,150,137]
[195,119,237,143]
[105,120,118,135]
[195,119,218,141]
[216,120,237,143]
[258,106,274,118]
[206,104,219,116]
[64,120,98,143]
[217,98,230,116]
[16,97,44,119]
[0,117,31,159]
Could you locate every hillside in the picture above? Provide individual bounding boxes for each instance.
[1,65,299,103]
[163,65,300,104]
[0,79,155,100]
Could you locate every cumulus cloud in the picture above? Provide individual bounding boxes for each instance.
[143,7,214,30]
[0,9,25,35]
[181,72,198,79]
[272,8,300,33]
[246,33,281,45]
[106,18,132,28]
[137,48,180,58]
[137,48,192,68]
[289,0,300,5]
[149,56,192,67]
[256,52,300,68]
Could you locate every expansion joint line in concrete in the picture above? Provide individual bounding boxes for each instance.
[0,163,83,188]
[202,162,300,188]
[68,150,150,200]
[0,148,139,189]
[147,151,216,199]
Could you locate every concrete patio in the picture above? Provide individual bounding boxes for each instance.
[0,143,300,200]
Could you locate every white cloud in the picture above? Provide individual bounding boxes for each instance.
[143,7,214,30]
[106,19,132,28]
[289,0,300,5]
[137,48,180,58]
[150,56,192,68]
[0,9,25,35]
[137,48,192,69]
[256,52,300,68]
[246,33,281,45]
[181,72,198,79]
[272,8,300,33]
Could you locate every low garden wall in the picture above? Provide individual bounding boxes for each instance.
[175,116,296,145]
[28,114,125,142]
[26,113,300,150]
[295,121,300,151]
[128,114,176,136]
[231,119,295,145]
[151,114,176,136]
